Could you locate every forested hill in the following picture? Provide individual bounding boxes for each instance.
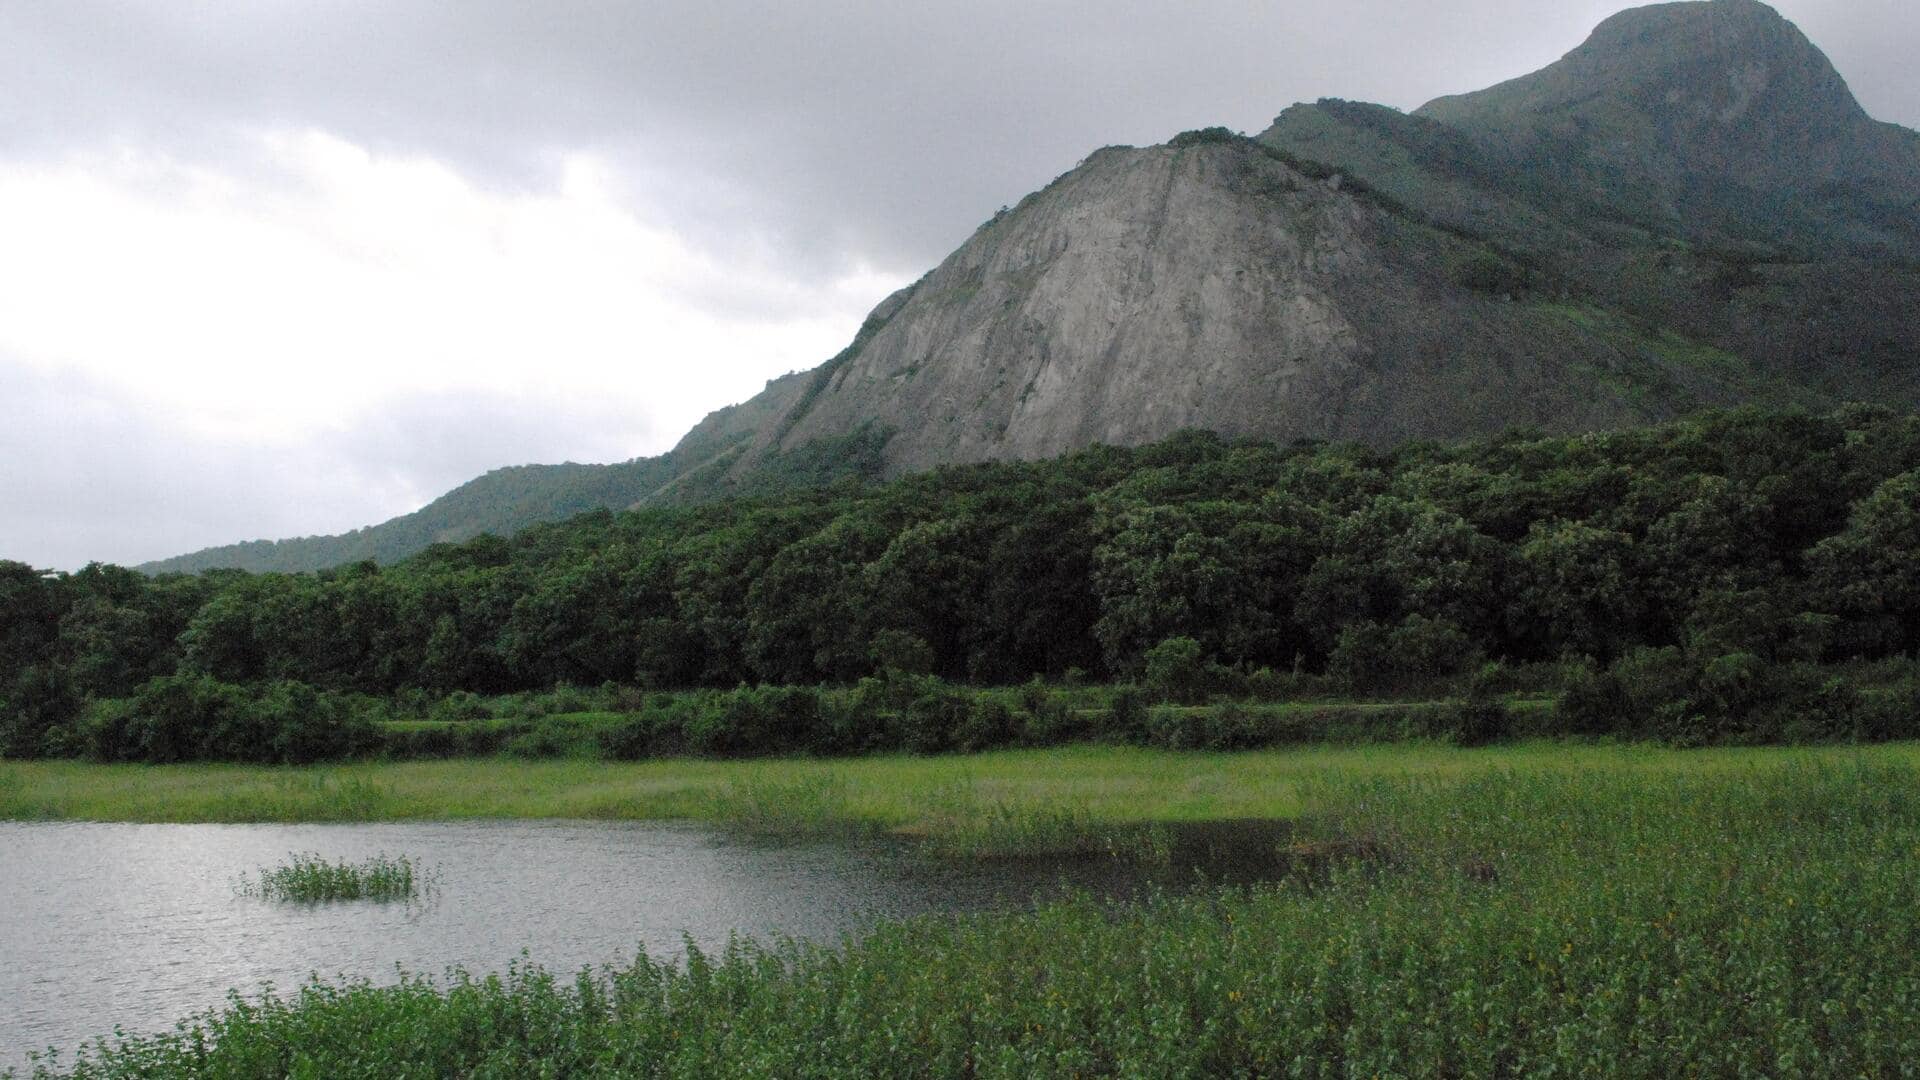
[137,461,673,574]
[134,370,856,575]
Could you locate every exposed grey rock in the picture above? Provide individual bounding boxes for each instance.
[738,137,1750,475]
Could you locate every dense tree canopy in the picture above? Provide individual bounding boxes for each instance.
[4,406,1920,758]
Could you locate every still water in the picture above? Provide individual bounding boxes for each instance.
[0,819,1271,1068]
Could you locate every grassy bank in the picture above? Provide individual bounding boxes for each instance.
[8,740,1920,833]
[18,756,1920,1077]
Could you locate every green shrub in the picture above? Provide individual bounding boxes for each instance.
[895,689,967,755]
[1106,685,1149,742]
[1017,693,1082,747]
[1143,636,1210,704]
[820,682,891,755]
[0,664,79,759]
[952,697,1014,753]
[1447,677,1512,748]
[255,681,379,765]
[429,690,491,723]
[1856,680,1920,742]
[504,715,609,760]
[240,852,425,904]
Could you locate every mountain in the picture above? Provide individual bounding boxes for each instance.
[1416,0,1920,256]
[137,370,825,574]
[144,0,1920,575]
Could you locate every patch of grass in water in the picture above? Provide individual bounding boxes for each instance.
[904,776,1114,861]
[239,852,428,904]
[702,771,866,840]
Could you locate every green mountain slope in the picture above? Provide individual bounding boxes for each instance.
[143,0,1920,575]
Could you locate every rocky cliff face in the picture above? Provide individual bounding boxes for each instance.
[701,0,1918,481]
[737,133,1776,476]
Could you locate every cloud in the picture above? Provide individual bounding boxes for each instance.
[0,133,890,444]
[0,362,685,570]
[8,3,1911,279]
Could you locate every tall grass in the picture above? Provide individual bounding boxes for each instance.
[10,742,1920,826]
[25,757,1920,1076]
[237,853,426,904]
[700,771,864,839]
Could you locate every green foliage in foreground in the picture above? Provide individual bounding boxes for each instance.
[236,853,424,904]
[19,759,1920,1077]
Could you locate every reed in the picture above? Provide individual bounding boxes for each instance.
[238,853,426,904]
[26,757,1920,1077]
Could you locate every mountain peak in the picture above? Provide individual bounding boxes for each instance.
[1421,0,1862,136]
[1407,0,1919,252]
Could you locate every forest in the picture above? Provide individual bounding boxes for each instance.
[4,404,1919,762]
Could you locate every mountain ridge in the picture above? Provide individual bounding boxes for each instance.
[140,0,1920,575]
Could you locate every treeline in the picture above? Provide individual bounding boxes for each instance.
[4,405,1920,759]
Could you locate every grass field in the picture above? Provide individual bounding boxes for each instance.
[16,752,1920,1076]
[7,740,1920,839]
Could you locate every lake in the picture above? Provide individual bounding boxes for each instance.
[0,818,1287,1069]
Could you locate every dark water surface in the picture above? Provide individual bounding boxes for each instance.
[0,818,1288,1068]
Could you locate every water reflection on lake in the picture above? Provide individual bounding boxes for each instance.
[0,818,1290,1068]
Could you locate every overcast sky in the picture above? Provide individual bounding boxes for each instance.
[3,1,1915,570]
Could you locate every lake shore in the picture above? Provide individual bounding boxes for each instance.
[14,752,1920,1077]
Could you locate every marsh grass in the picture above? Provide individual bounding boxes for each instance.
[238,853,428,904]
[700,771,866,840]
[902,776,1110,860]
[30,757,1920,1077]
[12,742,1920,828]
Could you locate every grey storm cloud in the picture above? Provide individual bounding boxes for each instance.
[6,1,1914,279]
[0,361,656,570]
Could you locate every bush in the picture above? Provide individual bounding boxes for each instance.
[255,681,379,765]
[1143,637,1211,704]
[1328,616,1482,692]
[505,715,610,759]
[1856,680,1920,742]
[1144,703,1268,751]
[0,664,80,759]
[1446,668,1511,747]
[1561,649,1884,746]
[820,682,891,755]
[895,688,967,755]
[1389,615,1483,680]
[1017,693,1082,747]
[1326,623,1394,690]
[430,691,491,723]
[1106,685,1149,742]
[952,697,1014,753]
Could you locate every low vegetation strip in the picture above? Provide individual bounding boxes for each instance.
[3,740,1916,831]
[237,853,424,904]
[16,758,1920,1077]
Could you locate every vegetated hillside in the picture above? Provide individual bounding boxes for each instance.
[143,0,1920,574]
[138,461,669,574]
[1261,0,1920,387]
[136,370,830,574]
[1415,0,1920,256]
